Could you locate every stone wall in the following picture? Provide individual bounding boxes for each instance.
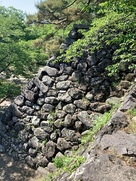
[0,27,135,169]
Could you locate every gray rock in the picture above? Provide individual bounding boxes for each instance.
[61,128,80,142]
[85,92,94,101]
[21,106,34,115]
[77,111,92,129]
[56,75,69,81]
[42,66,58,77]
[75,121,83,131]
[57,138,71,151]
[98,111,129,140]
[69,71,82,82]
[64,114,75,127]
[58,92,72,103]
[120,94,136,111]
[77,62,87,72]
[54,119,63,128]
[50,132,57,141]
[90,102,111,113]
[33,77,48,93]
[28,136,41,149]
[11,104,24,118]
[14,95,25,106]
[74,99,90,110]
[56,81,71,90]
[28,148,37,157]
[42,75,54,86]
[71,153,136,181]
[36,154,49,167]
[47,89,58,97]
[100,131,136,156]
[22,89,37,102]
[68,88,83,99]
[25,155,36,168]
[56,110,66,119]
[34,128,49,140]
[42,141,56,159]
[0,145,5,153]
[41,104,54,112]
[47,162,57,173]
[31,116,40,127]
[45,97,58,105]
[63,104,76,114]
[106,97,121,106]
[32,104,40,111]
[37,98,45,106]
[119,80,130,89]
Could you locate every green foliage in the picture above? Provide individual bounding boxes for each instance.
[127,109,136,117]
[81,111,112,144]
[53,155,85,172]
[0,80,21,99]
[57,0,136,75]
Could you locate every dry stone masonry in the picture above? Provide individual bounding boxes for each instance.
[0,26,135,169]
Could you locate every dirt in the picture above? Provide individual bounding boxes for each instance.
[0,153,44,181]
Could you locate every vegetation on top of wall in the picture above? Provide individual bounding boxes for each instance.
[57,0,136,76]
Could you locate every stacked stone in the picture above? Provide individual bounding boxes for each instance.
[0,55,114,168]
[0,26,135,168]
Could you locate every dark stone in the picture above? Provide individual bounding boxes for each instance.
[42,75,54,86]
[41,104,54,112]
[33,77,48,94]
[33,128,49,140]
[63,104,76,114]
[42,141,56,159]
[56,81,71,90]
[22,89,37,102]
[57,138,71,151]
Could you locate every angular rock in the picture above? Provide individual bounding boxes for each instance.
[41,66,58,77]
[28,136,41,149]
[56,75,69,82]
[100,131,136,156]
[64,114,75,127]
[14,95,25,106]
[36,154,49,167]
[58,92,72,103]
[33,128,49,140]
[74,99,90,110]
[63,104,76,114]
[57,138,71,151]
[31,116,40,127]
[42,141,56,159]
[25,155,36,168]
[22,89,37,102]
[42,75,54,86]
[56,81,71,90]
[85,92,94,101]
[41,104,54,112]
[98,111,129,140]
[33,77,48,93]
[54,119,63,128]
[45,97,58,105]
[77,111,92,129]
[56,110,66,119]
[37,98,45,106]
[61,128,80,142]
[47,89,58,97]
[68,88,83,99]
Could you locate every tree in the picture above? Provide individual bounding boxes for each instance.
[26,0,92,28]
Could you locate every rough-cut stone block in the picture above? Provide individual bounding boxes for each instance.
[56,81,71,90]
[33,77,48,93]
